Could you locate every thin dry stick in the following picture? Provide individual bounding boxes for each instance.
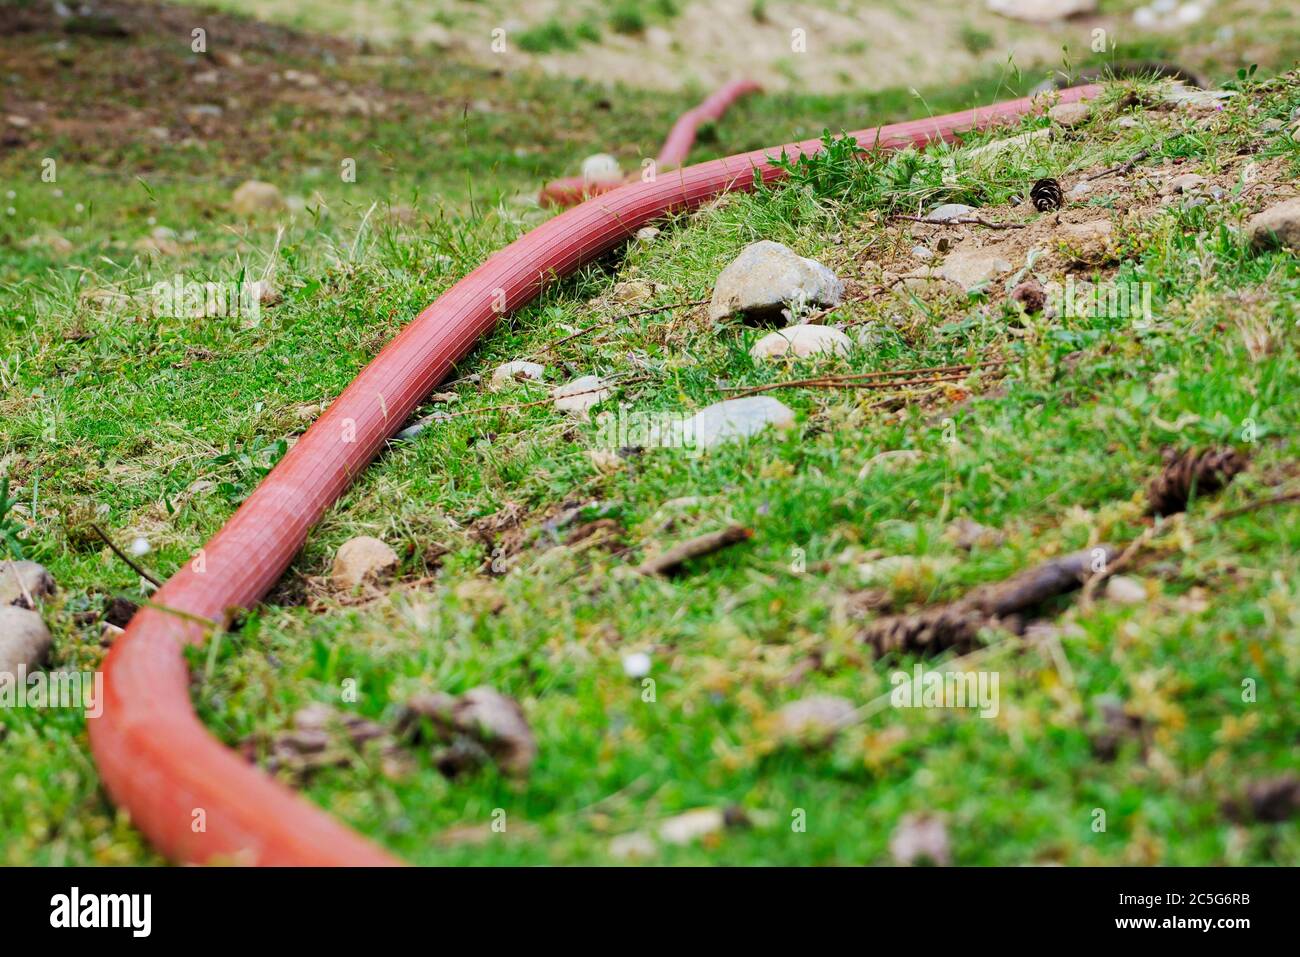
[4,558,35,608]
[637,525,753,576]
[1083,130,1188,182]
[722,360,1006,398]
[1214,490,1300,520]
[1079,526,1155,609]
[90,523,162,587]
[892,214,1027,230]
[537,298,710,356]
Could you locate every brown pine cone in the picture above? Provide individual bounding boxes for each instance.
[861,604,989,656]
[1030,177,1063,212]
[1147,447,1247,515]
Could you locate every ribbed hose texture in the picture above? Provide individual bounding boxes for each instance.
[88,85,1100,866]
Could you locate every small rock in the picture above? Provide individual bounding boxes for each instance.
[581,153,622,184]
[986,0,1097,22]
[489,360,545,391]
[128,536,151,557]
[1104,575,1148,605]
[749,324,852,360]
[0,605,53,674]
[708,240,843,323]
[1247,198,1300,252]
[660,396,795,450]
[248,279,281,306]
[966,127,1051,166]
[1239,775,1300,823]
[1048,101,1092,128]
[938,249,1012,292]
[911,244,934,261]
[889,813,952,866]
[609,831,657,860]
[0,561,56,607]
[772,695,855,745]
[611,279,653,304]
[1260,117,1284,133]
[552,374,613,419]
[588,449,624,473]
[658,808,726,845]
[330,536,399,591]
[1161,173,1206,196]
[622,651,652,678]
[20,233,73,256]
[231,180,287,216]
[944,519,1005,551]
[454,687,537,776]
[1008,277,1047,313]
[923,203,976,223]
[1058,219,1113,265]
[1068,181,1092,198]
[635,226,660,242]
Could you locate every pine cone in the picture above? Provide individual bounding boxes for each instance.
[1030,177,1063,212]
[1147,446,1247,515]
[861,604,989,656]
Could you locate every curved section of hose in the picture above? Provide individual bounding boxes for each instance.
[539,79,763,208]
[88,85,1100,866]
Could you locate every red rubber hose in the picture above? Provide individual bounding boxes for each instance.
[89,85,1100,866]
[539,79,762,208]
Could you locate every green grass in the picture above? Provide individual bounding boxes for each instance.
[1,3,1299,865]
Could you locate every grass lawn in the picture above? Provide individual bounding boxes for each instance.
[0,2,1297,864]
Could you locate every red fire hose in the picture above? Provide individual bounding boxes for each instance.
[540,78,762,208]
[89,84,1099,866]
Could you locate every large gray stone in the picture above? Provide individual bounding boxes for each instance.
[708,241,843,323]
[0,605,52,675]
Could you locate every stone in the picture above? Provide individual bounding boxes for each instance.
[772,695,855,745]
[552,375,613,419]
[708,240,843,323]
[621,651,652,678]
[986,0,1097,22]
[924,203,976,223]
[609,831,657,860]
[1009,277,1047,313]
[966,127,1051,166]
[659,396,795,450]
[454,687,537,776]
[658,808,726,845]
[1247,198,1300,252]
[330,536,399,590]
[1161,172,1206,196]
[611,279,653,304]
[231,180,286,216]
[635,226,660,242]
[1048,101,1092,128]
[20,233,73,256]
[581,153,622,184]
[1105,575,1148,605]
[1058,219,1113,264]
[889,813,952,866]
[489,360,545,391]
[0,605,53,674]
[938,248,1013,292]
[0,561,56,607]
[749,324,852,360]
[945,519,1005,551]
